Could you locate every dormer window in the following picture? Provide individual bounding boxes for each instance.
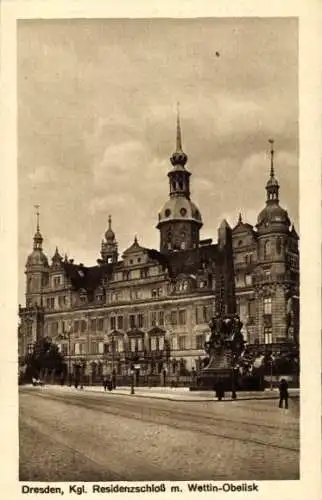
[53,276,62,288]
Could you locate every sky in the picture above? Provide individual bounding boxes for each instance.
[18,17,298,304]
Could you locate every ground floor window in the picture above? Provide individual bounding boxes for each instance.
[264,327,272,344]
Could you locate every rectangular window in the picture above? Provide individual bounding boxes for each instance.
[91,341,98,355]
[159,336,164,350]
[138,313,144,328]
[81,319,87,333]
[130,338,136,352]
[110,316,116,330]
[264,328,272,344]
[170,310,178,326]
[178,309,187,325]
[104,343,109,354]
[150,336,157,351]
[140,269,148,279]
[158,311,164,326]
[97,318,104,331]
[51,322,58,335]
[53,276,61,288]
[195,307,201,324]
[264,297,272,315]
[90,319,97,332]
[98,342,104,354]
[74,343,80,355]
[245,274,252,286]
[50,297,55,309]
[248,300,256,317]
[196,334,205,350]
[171,336,177,350]
[46,298,50,309]
[151,311,157,326]
[131,269,140,280]
[178,336,186,350]
[129,315,136,329]
[74,320,79,333]
[61,343,68,356]
[151,288,157,298]
[117,315,123,330]
[202,306,208,323]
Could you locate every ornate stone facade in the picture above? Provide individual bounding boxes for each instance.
[18,124,299,381]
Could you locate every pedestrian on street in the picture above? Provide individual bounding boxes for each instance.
[279,378,289,409]
[112,370,116,390]
[103,377,108,391]
[215,379,225,401]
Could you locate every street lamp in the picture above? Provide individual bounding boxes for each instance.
[269,355,274,391]
[131,367,135,395]
[111,331,115,379]
[57,323,72,386]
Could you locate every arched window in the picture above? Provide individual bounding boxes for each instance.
[276,237,282,254]
[264,240,271,259]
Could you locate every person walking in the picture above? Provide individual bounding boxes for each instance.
[279,378,289,409]
[215,378,225,401]
[103,377,108,391]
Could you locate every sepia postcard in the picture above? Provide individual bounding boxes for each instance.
[0,1,321,499]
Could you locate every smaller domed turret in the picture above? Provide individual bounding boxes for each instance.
[100,215,118,264]
[105,215,115,242]
[26,205,48,269]
[257,140,290,233]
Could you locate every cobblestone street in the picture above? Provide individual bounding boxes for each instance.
[19,386,299,481]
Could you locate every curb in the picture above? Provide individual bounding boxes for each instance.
[45,386,299,403]
[28,385,299,403]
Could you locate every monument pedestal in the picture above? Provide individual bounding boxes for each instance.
[193,346,236,391]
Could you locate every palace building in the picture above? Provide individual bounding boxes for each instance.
[18,111,299,382]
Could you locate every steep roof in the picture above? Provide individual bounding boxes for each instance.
[62,262,113,292]
[148,244,218,278]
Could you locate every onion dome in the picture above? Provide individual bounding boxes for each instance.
[105,215,115,242]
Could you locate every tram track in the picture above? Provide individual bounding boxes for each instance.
[20,389,299,453]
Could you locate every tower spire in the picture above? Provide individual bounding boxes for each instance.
[266,139,279,203]
[176,101,182,151]
[268,138,275,178]
[170,102,188,167]
[33,204,43,250]
[108,214,112,230]
[34,204,40,232]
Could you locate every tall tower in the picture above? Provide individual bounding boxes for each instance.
[25,206,49,308]
[255,140,296,344]
[23,206,48,346]
[157,103,203,252]
[100,215,118,263]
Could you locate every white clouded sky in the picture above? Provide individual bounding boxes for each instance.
[18,17,298,303]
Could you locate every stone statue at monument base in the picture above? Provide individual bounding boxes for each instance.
[193,314,245,395]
